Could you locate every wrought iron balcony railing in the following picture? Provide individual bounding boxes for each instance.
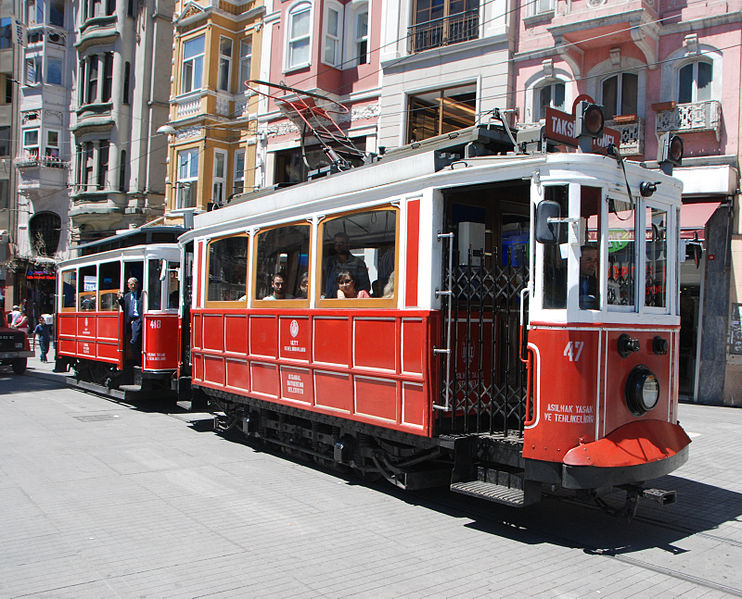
[655,100,722,141]
[408,8,479,54]
[607,116,644,156]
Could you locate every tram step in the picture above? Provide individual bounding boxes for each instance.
[450,480,527,506]
[118,384,142,393]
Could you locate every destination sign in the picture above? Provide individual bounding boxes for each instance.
[545,106,620,155]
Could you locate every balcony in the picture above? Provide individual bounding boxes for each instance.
[173,92,205,119]
[607,115,644,157]
[17,151,68,170]
[407,9,479,54]
[655,100,722,141]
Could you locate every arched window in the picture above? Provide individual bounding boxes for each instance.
[28,212,61,256]
[678,60,712,103]
[601,72,637,119]
[534,80,565,121]
[286,2,312,70]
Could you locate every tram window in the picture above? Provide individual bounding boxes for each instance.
[320,208,397,301]
[207,235,248,303]
[579,187,601,310]
[78,265,97,311]
[607,197,635,308]
[645,206,668,309]
[254,224,310,301]
[542,186,568,309]
[98,261,120,311]
[167,264,180,309]
[148,259,162,310]
[61,270,76,310]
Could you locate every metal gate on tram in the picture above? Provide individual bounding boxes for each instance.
[435,233,529,437]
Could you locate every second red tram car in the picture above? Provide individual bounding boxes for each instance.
[175,125,691,509]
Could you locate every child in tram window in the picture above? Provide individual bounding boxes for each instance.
[336,271,371,299]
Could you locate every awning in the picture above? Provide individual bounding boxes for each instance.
[680,202,720,240]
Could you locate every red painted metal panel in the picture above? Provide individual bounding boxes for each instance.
[77,340,95,358]
[77,315,96,339]
[251,362,279,397]
[142,314,179,370]
[225,314,248,354]
[96,314,121,342]
[250,315,278,358]
[196,241,203,309]
[313,317,350,365]
[203,314,225,352]
[96,342,119,362]
[401,319,424,375]
[279,316,310,361]
[193,352,203,382]
[58,314,76,336]
[402,382,427,429]
[406,199,420,306]
[204,355,225,385]
[280,365,313,404]
[314,370,353,413]
[59,339,76,355]
[354,318,396,371]
[193,314,202,350]
[355,376,398,422]
[226,358,250,391]
[603,329,673,435]
[523,328,601,462]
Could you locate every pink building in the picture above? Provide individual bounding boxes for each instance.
[256,0,381,185]
[511,0,742,404]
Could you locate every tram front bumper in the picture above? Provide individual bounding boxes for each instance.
[560,420,691,490]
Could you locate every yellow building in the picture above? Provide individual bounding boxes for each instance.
[163,0,264,220]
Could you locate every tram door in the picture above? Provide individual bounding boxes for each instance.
[437,181,530,436]
[122,261,144,363]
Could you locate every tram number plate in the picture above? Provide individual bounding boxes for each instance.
[149,319,162,329]
[563,341,584,362]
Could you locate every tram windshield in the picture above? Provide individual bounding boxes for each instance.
[607,197,636,308]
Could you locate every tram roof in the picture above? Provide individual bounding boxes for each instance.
[184,125,682,241]
[75,225,186,256]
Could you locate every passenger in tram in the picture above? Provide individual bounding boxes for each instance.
[382,272,395,298]
[579,245,600,310]
[324,233,371,297]
[118,277,143,359]
[263,273,293,300]
[337,271,371,299]
[296,273,309,299]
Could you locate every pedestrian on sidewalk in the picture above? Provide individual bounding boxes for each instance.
[33,317,51,362]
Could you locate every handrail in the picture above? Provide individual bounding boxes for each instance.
[433,231,455,411]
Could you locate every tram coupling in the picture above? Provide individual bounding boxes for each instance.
[593,485,678,520]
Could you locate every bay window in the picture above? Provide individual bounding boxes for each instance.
[181,36,204,94]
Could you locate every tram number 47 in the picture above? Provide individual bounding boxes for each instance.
[563,341,584,362]
[149,319,162,330]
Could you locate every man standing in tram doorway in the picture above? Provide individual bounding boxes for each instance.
[118,277,143,362]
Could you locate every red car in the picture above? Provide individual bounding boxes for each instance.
[0,311,33,374]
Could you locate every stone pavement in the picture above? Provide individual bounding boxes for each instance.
[1,356,742,598]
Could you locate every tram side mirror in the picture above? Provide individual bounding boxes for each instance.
[535,200,565,244]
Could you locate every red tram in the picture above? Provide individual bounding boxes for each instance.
[56,228,183,397]
[177,124,691,509]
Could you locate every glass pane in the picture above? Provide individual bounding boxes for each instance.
[697,62,712,101]
[219,37,232,57]
[678,63,693,103]
[552,83,565,110]
[47,58,62,85]
[291,8,310,37]
[255,225,310,300]
[183,36,204,60]
[607,198,635,307]
[645,206,667,308]
[148,259,162,310]
[328,8,338,36]
[580,187,601,310]
[78,265,97,311]
[621,73,638,115]
[214,152,225,178]
[602,76,618,119]
[290,39,309,67]
[356,11,368,38]
[62,270,77,309]
[321,209,396,300]
[167,264,180,309]
[99,261,120,311]
[208,236,248,302]
[542,186,568,309]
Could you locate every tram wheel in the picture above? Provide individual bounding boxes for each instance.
[12,358,27,375]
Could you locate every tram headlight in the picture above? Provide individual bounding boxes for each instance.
[625,365,660,415]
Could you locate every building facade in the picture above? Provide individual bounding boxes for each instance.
[69,0,174,242]
[511,0,742,405]
[162,0,263,221]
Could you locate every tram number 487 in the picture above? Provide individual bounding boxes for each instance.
[149,319,162,330]
[563,341,584,362]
